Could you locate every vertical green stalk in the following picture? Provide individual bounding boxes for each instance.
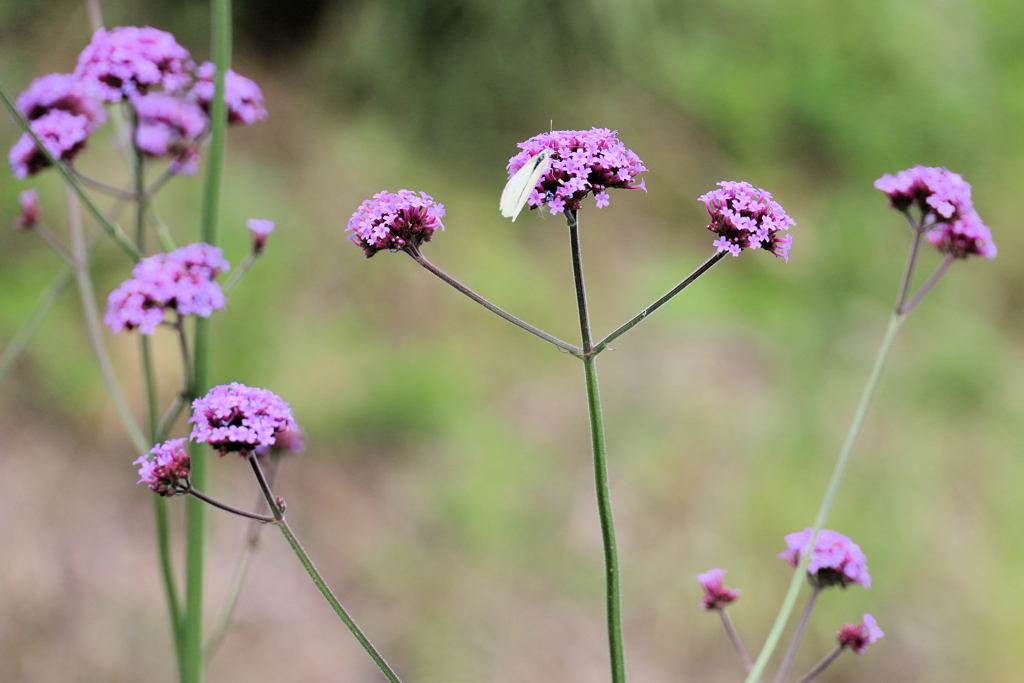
[566,210,626,683]
[183,2,230,680]
[743,229,924,683]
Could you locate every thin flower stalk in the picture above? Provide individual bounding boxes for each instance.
[772,587,821,683]
[719,609,753,673]
[566,209,626,683]
[188,488,275,523]
[793,646,844,683]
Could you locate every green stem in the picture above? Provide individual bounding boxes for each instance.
[0,265,74,387]
[566,210,626,683]
[154,495,185,671]
[63,185,148,453]
[592,251,726,355]
[792,646,844,683]
[183,2,231,678]
[0,82,142,261]
[772,587,820,683]
[222,252,256,293]
[744,312,905,683]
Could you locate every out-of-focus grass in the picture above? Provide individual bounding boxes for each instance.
[1,1,1023,681]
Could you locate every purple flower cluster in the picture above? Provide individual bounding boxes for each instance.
[836,614,884,654]
[15,189,39,231]
[75,26,194,102]
[192,62,268,125]
[697,568,740,610]
[506,128,647,215]
[875,166,996,259]
[189,382,297,456]
[347,190,446,257]
[698,181,794,261]
[104,243,230,334]
[135,438,191,496]
[780,528,871,589]
[247,218,275,254]
[9,26,267,180]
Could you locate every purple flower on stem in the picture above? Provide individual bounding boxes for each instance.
[104,243,229,334]
[698,181,795,261]
[75,26,193,102]
[780,528,871,589]
[505,128,647,215]
[347,190,445,258]
[837,614,884,654]
[697,568,740,610]
[9,110,92,179]
[133,92,208,175]
[247,218,275,254]
[192,62,268,125]
[189,382,297,456]
[135,438,191,496]
[875,166,996,260]
[15,189,39,231]
[15,73,106,128]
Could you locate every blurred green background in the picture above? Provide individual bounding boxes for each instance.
[1,0,1022,681]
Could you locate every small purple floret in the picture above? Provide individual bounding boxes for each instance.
[506,128,647,215]
[837,614,884,654]
[9,110,92,179]
[133,92,208,174]
[189,382,297,456]
[698,181,795,261]
[135,438,191,496]
[192,62,268,125]
[347,190,445,257]
[780,528,871,589]
[874,165,996,260]
[16,73,106,128]
[697,568,740,610]
[16,189,39,231]
[247,218,275,254]
[104,243,229,334]
[75,26,193,102]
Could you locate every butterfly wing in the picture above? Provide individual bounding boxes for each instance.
[500,150,552,221]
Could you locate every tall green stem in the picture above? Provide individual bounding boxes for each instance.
[566,210,626,683]
[183,2,231,679]
[743,228,925,683]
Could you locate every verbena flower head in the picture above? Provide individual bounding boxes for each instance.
[104,243,229,334]
[16,73,105,128]
[189,382,297,455]
[875,165,996,260]
[9,110,92,179]
[135,438,191,496]
[780,528,871,589]
[133,92,208,175]
[837,614,884,654]
[15,189,39,231]
[75,26,193,102]
[347,190,445,257]
[698,181,795,261]
[192,62,268,125]
[247,218,275,254]
[506,128,647,215]
[697,568,740,610]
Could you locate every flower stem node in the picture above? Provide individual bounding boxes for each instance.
[275,496,287,513]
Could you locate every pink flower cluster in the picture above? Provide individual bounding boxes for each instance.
[505,128,647,215]
[698,181,794,261]
[189,382,297,456]
[697,568,740,610]
[836,614,884,654]
[104,243,230,334]
[135,438,191,496]
[347,190,446,257]
[780,528,871,589]
[9,26,267,180]
[875,166,996,259]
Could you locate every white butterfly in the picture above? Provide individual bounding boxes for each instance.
[499,149,552,221]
